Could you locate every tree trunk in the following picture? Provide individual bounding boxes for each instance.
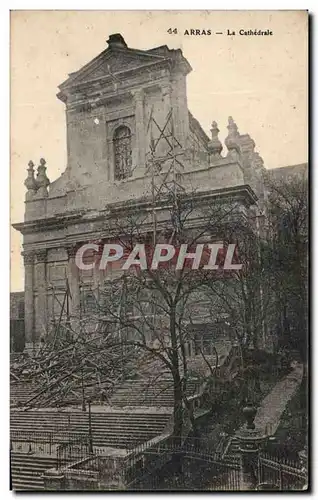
[172,368,183,441]
[171,369,183,475]
[169,305,184,475]
[169,305,183,442]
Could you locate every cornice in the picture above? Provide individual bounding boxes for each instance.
[107,185,258,215]
[13,185,257,239]
[12,212,86,235]
[58,59,173,104]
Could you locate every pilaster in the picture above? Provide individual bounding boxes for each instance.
[133,89,146,176]
[170,73,189,151]
[22,251,35,351]
[66,245,81,317]
[35,249,48,341]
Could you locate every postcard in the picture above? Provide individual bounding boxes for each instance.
[10,10,308,491]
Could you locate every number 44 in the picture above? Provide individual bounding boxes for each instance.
[167,28,178,35]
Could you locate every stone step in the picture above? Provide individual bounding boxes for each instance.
[12,462,54,471]
[11,420,169,429]
[11,424,166,433]
[11,430,162,438]
[11,471,46,482]
[11,418,167,426]
[110,402,173,407]
[11,411,169,419]
[111,390,175,395]
[110,398,174,403]
[11,425,168,433]
[11,454,57,463]
[11,419,168,426]
[11,415,168,423]
[11,431,165,440]
[11,412,169,420]
[11,425,167,434]
[12,484,44,491]
[11,410,169,449]
[11,453,56,491]
[11,431,164,441]
[12,481,44,490]
[112,389,177,393]
[12,476,45,484]
[12,439,158,449]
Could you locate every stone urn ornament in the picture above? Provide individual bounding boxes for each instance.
[35,158,50,198]
[24,160,38,200]
[243,402,257,430]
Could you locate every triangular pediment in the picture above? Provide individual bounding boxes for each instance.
[60,47,166,90]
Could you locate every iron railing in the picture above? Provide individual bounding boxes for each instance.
[258,452,307,491]
[56,435,91,469]
[10,429,89,456]
[123,434,240,489]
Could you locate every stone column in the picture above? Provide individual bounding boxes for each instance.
[35,250,48,344]
[236,404,267,491]
[66,245,81,319]
[92,249,103,308]
[23,251,35,352]
[133,89,146,176]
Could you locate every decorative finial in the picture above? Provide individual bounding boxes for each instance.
[106,33,128,49]
[208,121,223,159]
[228,116,238,134]
[225,116,241,159]
[35,158,50,198]
[24,160,38,200]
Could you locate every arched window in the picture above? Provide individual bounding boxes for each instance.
[113,126,132,180]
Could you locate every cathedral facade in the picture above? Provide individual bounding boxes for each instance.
[14,33,268,352]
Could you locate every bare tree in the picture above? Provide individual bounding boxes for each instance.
[266,172,308,361]
[13,312,138,409]
[91,191,244,441]
[203,213,275,354]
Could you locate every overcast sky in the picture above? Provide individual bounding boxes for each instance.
[10,10,308,291]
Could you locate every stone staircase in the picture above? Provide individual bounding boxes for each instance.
[9,342,241,491]
[11,453,57,491]
[109,347,226,409]
[109,342,236,409]
[11,410,170,450]
[110,377,199,408]
[10,382,38,407]
[10,378,116,408]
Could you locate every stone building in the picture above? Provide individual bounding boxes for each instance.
[10,292,25,352]
[14,33,278,352]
